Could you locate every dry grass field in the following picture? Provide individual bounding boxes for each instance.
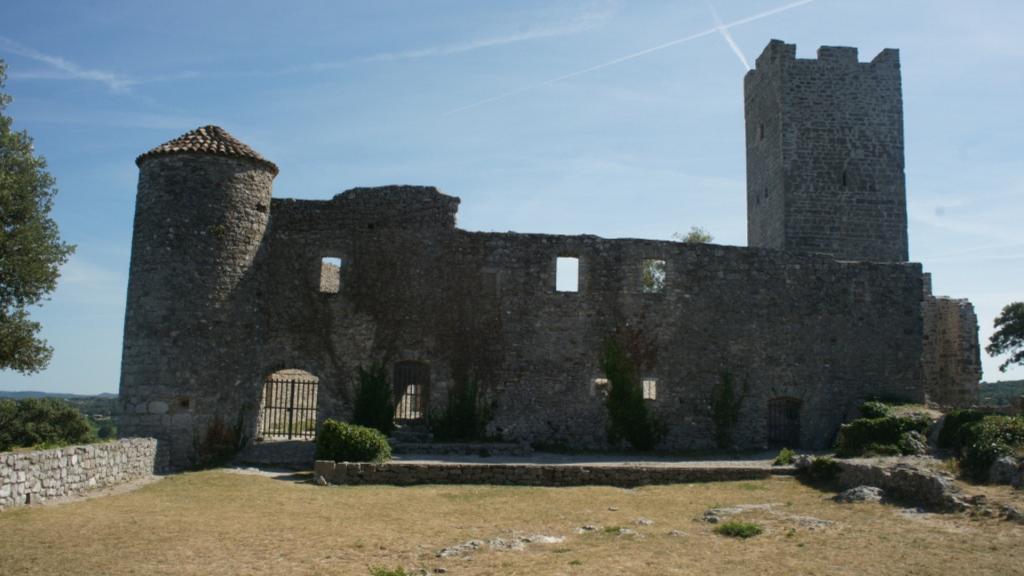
[1,470,1022,575]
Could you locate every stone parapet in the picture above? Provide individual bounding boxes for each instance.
[0,438,165,510]
[314,460,794,487]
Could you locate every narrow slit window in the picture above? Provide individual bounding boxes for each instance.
[642,379,657,400]
[758,122,765,141]
[641,259,666,293]
[319,257,342,294]
[556,256,579,292]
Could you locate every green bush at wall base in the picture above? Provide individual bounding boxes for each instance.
[835,414,931,458]
[937,409,986,450]
[959,415,1024,481]
[431,376,491,442]
[316,420,392,463]
[859,401,894,419]
[801,456,841,484]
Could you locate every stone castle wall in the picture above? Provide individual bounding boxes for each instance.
[922,290,981,407]
[745,41,907,262]
[0,438,164,510]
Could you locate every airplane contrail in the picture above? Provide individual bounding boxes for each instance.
[444,0,816,115]
[707,1,751,71]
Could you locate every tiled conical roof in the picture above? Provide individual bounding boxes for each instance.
[135,125,278,175]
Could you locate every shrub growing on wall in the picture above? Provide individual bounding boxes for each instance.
[352,363,395,435]
[601,336,661,451]
[0,397,94,452]
[432,375,491,441]
[834,413,931,457]
[316,419,392,463]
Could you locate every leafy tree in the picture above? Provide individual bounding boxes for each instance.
[0,60,75,373]
[0,397,94,452]
[672,226,713,244]
[987,302,1024,372]
[352,363,395,435]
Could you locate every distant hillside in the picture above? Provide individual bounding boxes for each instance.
[978,380,1024,406]
[0,391,117,400]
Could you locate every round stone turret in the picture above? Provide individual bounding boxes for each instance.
[120,125,277,467]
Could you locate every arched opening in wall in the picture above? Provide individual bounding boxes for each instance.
[767,397,801,448]
[257,369,319,441]
[394,361,430,423]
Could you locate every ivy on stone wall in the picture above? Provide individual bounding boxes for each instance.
[601,331,662,451]
[711,370,744,449]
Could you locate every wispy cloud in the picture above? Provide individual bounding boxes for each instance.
[707,1,751,71]
[0,35,136,92]
[363,2,617,63]
[445,0,816,115]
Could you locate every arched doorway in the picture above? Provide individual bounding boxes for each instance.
[767,397,801,448]
[393,361,430,423]
[257,369,319,441]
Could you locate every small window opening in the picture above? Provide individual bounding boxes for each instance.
[758,122,765,141]
[764,186,770,199]
[641,259,666,293]
[841,170,848,189]
[642,379,657,400]
[319,257,342,294]
[556,256,579,292]
[591,377,610,397]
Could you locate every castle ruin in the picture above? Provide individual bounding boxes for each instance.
[118,40,981,467]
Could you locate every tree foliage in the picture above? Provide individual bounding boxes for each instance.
[352,363,395,435]
[0,60,74,373]
[987,302,1024,372]
[600,326,662,451]
[673,226,714,244]
[0,397,94,452]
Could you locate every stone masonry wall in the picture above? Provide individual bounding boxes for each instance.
[922,293,981,407]
[745,40,907,262]
[314,460,790,487]
[0,438,164,510]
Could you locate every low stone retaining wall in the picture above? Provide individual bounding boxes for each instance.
[236,440,316,467]
[315,460,793,487]
[0,438,165,510]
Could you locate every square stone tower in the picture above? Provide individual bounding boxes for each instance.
[744,40,908,262]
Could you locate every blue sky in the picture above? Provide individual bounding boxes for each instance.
[0,0,1021,394]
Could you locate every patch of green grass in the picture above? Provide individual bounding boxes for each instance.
[713,521,763,539]
[603,525,622,534]
[569,559,582,566]
[773,447,795,466]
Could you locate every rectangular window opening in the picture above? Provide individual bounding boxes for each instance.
[556,256,579,293]
[591,377,610,397]
[642,379,657,401]
[319,257,343,294]
[641,259,666,293]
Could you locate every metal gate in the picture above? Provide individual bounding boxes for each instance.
[768,397,801,448]
[258,371,319,440]
[393,361,430,422]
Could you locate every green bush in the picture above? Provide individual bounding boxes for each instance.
[802,456,841,484]
[834,414,931,457]
[773,447,795,466]
[859,401,894,419]
[714,521,763,539]
[937,409,986,450]
[315,420,392,463]
[601,337,662,451]
[352,363,395,435]
[0,398,95,452]
[431,375,491,441]
[368,567,410,576]
[959,415,1024,481]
